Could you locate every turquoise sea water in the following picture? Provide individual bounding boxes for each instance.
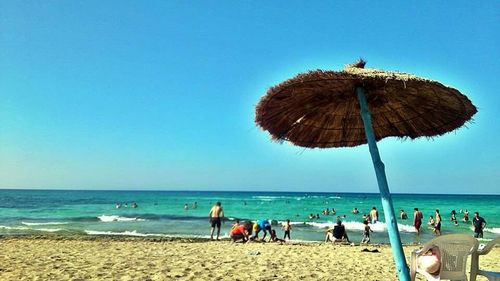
[0,189,498,244]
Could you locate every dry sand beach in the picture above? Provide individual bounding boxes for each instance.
[0,236,498,281]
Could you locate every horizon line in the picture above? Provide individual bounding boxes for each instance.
[0,187,498,196]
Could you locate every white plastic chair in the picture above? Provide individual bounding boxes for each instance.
[470,237,500,281]
[410,234,479,281]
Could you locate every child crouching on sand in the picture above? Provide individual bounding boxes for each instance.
[268,229,286,243]
[361,220,373,244]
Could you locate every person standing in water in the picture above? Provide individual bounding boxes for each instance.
[282,219,292,240]
[472,212,486,238]
[463,209,469,222]
[433,209,442,236]
[400,209,408,220]
[370,207,379,224]
[413,208,423,235]
[451,210,458,225]
[208,202,224,240]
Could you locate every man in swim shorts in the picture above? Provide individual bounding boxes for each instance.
[208,202,224,240]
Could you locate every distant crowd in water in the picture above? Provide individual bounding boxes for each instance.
[115,202,138,209]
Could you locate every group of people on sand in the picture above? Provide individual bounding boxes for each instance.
[228,219,293,243]
[208,202,293,242]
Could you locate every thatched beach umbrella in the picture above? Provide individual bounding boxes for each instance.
[255,60,477,281]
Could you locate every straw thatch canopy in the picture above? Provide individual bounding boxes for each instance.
[255,60,477,148]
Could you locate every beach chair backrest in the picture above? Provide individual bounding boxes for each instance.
[425,234,478,280]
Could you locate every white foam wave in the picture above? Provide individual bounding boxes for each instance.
[277,221,307,226]
[329,196,342,199]
[22,221,68,226]
[34,228,63,232]
[305,221,335,229]
[97,215,146,222]
[0,225,30,230]
[0,225,62,232]
[484,227,500,234]
[305,221,417,233]
[85,230,159,237]
[252,196,290,200]
[84,230,229,239]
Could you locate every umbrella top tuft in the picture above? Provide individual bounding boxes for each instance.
[346,58,367,69]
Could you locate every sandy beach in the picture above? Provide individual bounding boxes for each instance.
[0,236,497,281]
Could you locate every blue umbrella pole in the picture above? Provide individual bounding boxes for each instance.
[356,86,411,281]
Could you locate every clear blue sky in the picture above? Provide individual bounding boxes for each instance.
[1,1,499,194]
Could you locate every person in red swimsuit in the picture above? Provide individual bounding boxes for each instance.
[413,208,423,235]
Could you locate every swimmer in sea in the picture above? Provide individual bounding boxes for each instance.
[462,209,469,222]
[208,202,224,240]
[428,216,435,227]
[400,209,408,220]
[451,210,458,225]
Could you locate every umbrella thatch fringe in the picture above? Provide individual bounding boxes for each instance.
[255,63,477,149]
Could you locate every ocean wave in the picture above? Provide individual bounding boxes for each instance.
[34,228,63,232]
[277,220,307,226]
[97,215,146,222]
[329,196,342,199]
[21,221,69,226]
[484,227,500,234]
[0,225,30,230]
[252,196,290,200]
[84,230,229,239]
[0,225,63,232]
[305,221,417,233]
[85,230,160,236]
